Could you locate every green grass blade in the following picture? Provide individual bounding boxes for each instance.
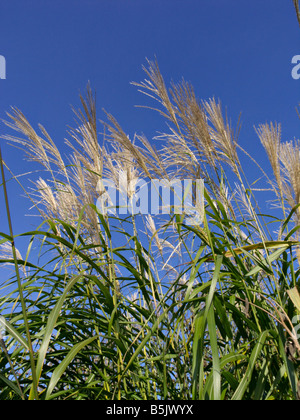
[232,330,270,400]
[45,336,97,399]
[287,287,300,312]
[207,305,221,400]
[192,255,223,399]
[0,373,24,399]
[1,318,29,351]
[30,272,85,398]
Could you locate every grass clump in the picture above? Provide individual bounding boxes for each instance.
[1,60,300,400]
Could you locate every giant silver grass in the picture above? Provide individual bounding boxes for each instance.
[1,61,241,234]
[2,108,66,178]
[279,139,300,266]
[0,146,38,399]
[255,122,283,202]
[203,97,240,174]
[131,58,181,131]
[103,113,165,180]
[279,139,300,213]
[168,80,217,174]
[1,87,105,246]
[2,59,300,399]
[259,127,300,226]
[132,61,242,185]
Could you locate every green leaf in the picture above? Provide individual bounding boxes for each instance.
[207,306,221,400]
[0,373,24,398]
[45,336,97,399]
[287,287,300,312]
[232,330,270,400]
[192,255,223,399]
[246,246,291,277]
[30,272,85,399]
[1,318,29,350]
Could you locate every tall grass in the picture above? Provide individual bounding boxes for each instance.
[1,59,300,400]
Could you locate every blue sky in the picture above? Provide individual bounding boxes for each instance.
[0,0,300,255]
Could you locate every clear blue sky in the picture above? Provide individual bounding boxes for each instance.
[0,0,300,248]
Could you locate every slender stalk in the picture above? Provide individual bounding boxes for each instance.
[0,146,38,400]
[294,0,300,28]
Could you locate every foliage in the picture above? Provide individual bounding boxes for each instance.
[1,58,300,400]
